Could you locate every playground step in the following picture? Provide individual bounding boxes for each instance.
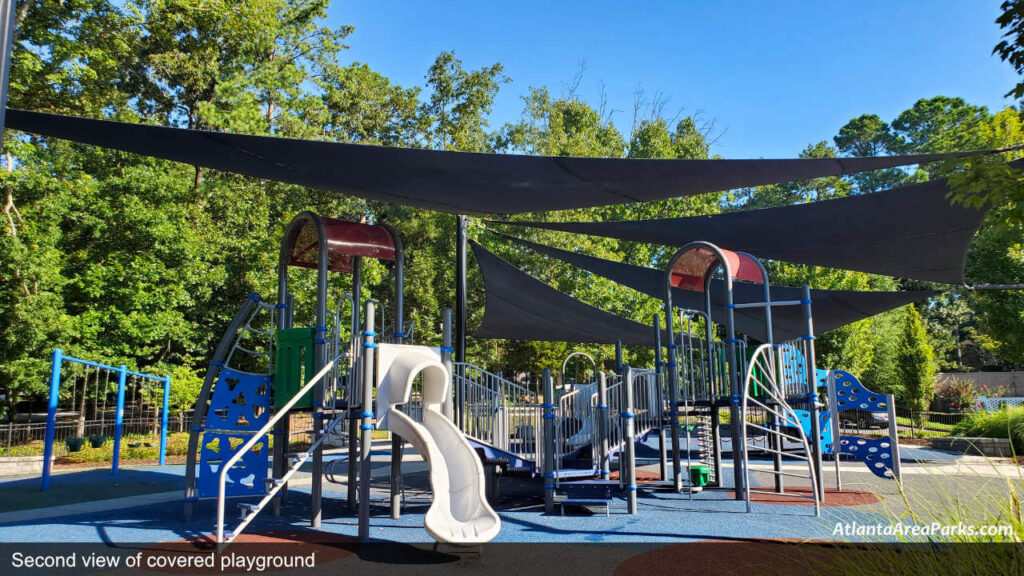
[558,497,611,516]
[236,502,260,519]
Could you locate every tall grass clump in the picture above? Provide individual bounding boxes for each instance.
[953,405,1024,453]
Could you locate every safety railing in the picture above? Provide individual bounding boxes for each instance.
[554,383,599,472]
[216,354,345,545]
[452,363,543,463]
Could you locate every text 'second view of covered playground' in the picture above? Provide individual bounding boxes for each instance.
[3,2,1024,576]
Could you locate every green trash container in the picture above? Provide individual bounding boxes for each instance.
[273,327,316,410]
[689,464,710,487]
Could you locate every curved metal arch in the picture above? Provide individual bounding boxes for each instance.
[740,344,820,516]
[378,222,406,344]
[662,241,737,493]
[561,351,598,389]
[278,211,329,334]
[663,242,740,395]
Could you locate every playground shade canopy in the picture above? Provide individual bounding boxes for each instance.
[470,241,663,346]
[4,108,1005,215]
[491,232,938,342]
[497,177,993,284]
[289,216,396,273]
[670,246,764,290]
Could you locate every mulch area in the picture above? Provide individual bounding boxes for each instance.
[729,486,882,507]
[54,455,188,468]
[608,469,663,483]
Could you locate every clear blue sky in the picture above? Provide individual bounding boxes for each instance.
[327,1,1018,158]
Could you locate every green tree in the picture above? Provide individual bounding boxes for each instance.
[994,0,1024,99]
[833,114,908,192]
[422,51,507,152]
[896,305,937,411]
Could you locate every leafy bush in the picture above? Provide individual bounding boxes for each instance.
[952,405,1024,453]
[936,377,978,412]
[977,383,1010,398]
[57,432,191,464]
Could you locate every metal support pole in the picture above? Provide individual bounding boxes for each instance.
[597,372,609,480]
[310,225,330,530]
[623,366,637,514]
[348,257,362,512]
[828,371,842,491]
[455,215,467,364]
[615,341,623,381]
[886,393,902,482]
[388,227,405,520]
[803,285,824,501]
[653,315,667,482]
[771,348,784,493]
[358,301,376,541]
[542,368,555,514]
[112,365,127,476]
[41,348,62,491]
[389,434,402,520]
[441,308,454,419]
[662,307,684,492]
[159,375,171,466]
[455,216,468,432]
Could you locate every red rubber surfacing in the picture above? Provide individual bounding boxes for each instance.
[729,487,882,506]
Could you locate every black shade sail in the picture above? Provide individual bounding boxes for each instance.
[492,231,938,342]
[497,177,994,283]
[471,241,663,346]
[6,108,1007,215]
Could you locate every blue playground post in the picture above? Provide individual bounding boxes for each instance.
[41,348,63,491]
[159,375,171,466]
[112,365,127,475]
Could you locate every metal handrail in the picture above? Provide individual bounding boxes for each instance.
[216,354,342,543]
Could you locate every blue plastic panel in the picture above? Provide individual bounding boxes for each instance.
[787,409,833,454]
[205,368,271,432]
[838,435,896,479]
[832,370,888,413]
[816,369,829,388]
[778,345,807,386]
[197,432,268,498]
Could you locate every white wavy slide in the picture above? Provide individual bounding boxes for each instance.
[375,344,501,544]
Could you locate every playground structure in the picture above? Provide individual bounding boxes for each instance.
[661,242,823,512]
[40,350,171,490]
[181,211,419,543]
[169,215,912,542]
[25,214,909,543]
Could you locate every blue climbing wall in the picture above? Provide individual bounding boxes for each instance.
[829,370,899,479]
[838,436,897,479]
[788,409,833,454]
[197,368,272,498]
[831,370,889,413]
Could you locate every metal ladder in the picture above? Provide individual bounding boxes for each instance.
[694,408,716,485]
